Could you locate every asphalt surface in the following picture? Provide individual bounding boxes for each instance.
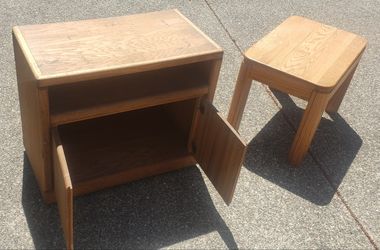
[0,0,379,249]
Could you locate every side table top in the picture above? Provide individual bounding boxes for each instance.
[245,16,367,91]
[13,9,222,86]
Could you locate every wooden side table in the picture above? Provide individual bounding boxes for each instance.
[227,16,367,166]
[13,9,246,249]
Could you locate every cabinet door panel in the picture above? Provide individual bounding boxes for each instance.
[193,99,246,204]
[52,129,74,250]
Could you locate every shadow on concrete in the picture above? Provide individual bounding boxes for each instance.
[243,90,362,205]
[22,155,236,248]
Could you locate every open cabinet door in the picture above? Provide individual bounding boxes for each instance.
[192,99,246,204]
[52,129,74,250]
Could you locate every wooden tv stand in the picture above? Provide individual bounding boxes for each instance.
[13,9,246,249]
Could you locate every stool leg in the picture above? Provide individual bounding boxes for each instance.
[227,60,252,130]
[326,64,358,113]
[289,91,329,166]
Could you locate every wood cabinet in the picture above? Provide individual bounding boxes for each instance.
[13,9,246,249]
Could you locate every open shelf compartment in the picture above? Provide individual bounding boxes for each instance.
[52,99,197,196]
[49,62,211,126]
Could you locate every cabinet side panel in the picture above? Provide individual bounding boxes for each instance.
[206,58,222,101]
[13,32,52,193]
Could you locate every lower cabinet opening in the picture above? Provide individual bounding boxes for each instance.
[54,98,197,196]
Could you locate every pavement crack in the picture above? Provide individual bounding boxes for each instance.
[204,1,378,248]
[204,0,244,55]
[309,153,379,250]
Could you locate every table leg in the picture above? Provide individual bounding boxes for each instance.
[227,60,252,130]
[288,91,329,166]
[326,64,358,113]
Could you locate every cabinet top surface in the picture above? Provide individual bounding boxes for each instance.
[245,16,367,90]
[13,9,222,86]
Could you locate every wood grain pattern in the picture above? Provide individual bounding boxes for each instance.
[288,92,329,166]
[13,31,52,196]
[14,10,241,248]
[52,129,73,250]
[194,99,246,204]
[245,15,367,92]
[228,15,367,166]
[15,9,222,86]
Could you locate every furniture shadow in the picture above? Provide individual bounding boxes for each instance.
[243,90,362,205]
[22,154,237,249]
